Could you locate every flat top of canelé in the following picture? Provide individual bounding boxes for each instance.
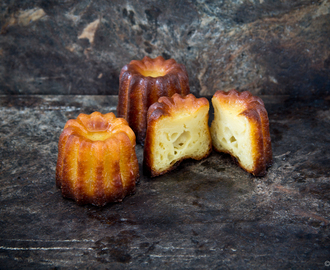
[128,56,184,78]
[212,89,265,114]
[147,93,209,120]
[63,112,136,144]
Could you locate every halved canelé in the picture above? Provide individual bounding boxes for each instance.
[210,89,272,176]
[56,112,139,206]
[117,56,190,144]
[143,93,212,177]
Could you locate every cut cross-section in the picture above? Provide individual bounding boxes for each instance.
[210,89,272,176]
[143,94,212,177]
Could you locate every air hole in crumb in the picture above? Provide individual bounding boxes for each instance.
[230,136,236,143]
[171,133,178,140]
[168,153,174,160]
[173,131,191,149]
[159,142,165,150]
[224,127,232,135]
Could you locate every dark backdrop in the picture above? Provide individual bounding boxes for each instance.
[1,0,329,98]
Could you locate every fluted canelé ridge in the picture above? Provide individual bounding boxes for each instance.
[117,56,190,144]
[56,112,139,206]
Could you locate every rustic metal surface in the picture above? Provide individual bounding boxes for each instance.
[0,95,329,269]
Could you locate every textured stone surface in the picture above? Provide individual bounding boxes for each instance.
[0,95,329,269]
[0,0,329,97]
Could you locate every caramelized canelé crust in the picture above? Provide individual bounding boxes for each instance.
[210,89,272,176]
[117,56,190,144]
[56,112,139,206]
[143,93,212,177]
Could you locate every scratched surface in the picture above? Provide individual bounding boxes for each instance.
[0,95,329,269]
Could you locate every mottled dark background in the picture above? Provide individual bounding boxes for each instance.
[0,0,329,97]
[1,1,330,268]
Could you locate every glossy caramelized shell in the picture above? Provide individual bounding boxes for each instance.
[117,56,190,144]
[56,112,139,206]
[143,93,212,177]
[210,89,272,176]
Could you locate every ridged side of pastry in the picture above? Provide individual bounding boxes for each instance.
[143,93,212,177]
[210,89,272,176]
[56,112,139,206]
[117,56,190,144]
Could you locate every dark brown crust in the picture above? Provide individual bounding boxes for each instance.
[143,93,212,177]
[117,56,190,144]
[56,112,139,206]
[241,108,266,176]
[143,156,184,178]
[212,89,272,176]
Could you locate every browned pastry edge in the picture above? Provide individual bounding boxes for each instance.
[117,56,190,144]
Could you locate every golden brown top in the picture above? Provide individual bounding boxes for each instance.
[62,112,136,145]
[147,93,209,120]
[212,89,265,115]
[121,56,187,79]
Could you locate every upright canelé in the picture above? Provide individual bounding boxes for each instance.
[210,89,272,176]
[56,112,139,206]
[117,56,190,144]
